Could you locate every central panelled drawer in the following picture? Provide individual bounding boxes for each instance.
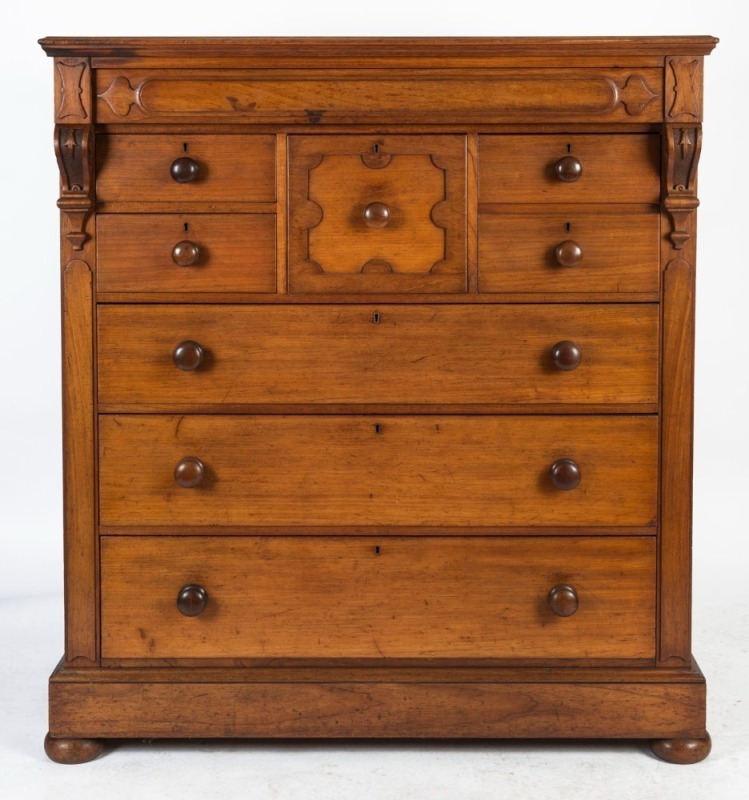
[97,304,658,407]
[100,535,656,660]
[99,415,657,528]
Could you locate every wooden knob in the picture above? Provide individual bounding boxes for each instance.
[170,156,200,183]
[172,240,201,267]
[174,456,205,488]
[177,584,207,617]
[554,240,583,267]
[551,340,582,371]
[172,340,204,371]
[554,155,583,182]
[548,584,579,617]
[549,458,581,490]
[363,202,391,228]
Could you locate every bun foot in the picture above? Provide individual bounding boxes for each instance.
[44,733,106,764]
[650,732,712,764]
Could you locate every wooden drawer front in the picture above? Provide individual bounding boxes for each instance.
[100,535,656,659]
[479,135,660,204]
[97,304,658,408]
[99,415,657,528]
[97,214,276,293]
[479,210,660,294]
[288,135,466,293]
[96,135,276,203]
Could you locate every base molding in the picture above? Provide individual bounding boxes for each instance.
[49,660,707,746]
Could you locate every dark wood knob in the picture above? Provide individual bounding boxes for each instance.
[549,458,581,490]
[554,155,583,182]
[554,240,583,267]
[551,340,582,371]
[177,584,207,617]
[363,202,391,228]
[174,456,205,488]
[172,340,204,371]
[172,240,201,267]
[548,584,579,617]
[170,156,200,183]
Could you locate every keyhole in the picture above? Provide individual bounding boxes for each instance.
[374,545,381,555]
[372,312,381,324]
[183,142,189,152]
[373,143,380,154]
[565,222,571,232]
[183,222,189,232]
[374,423,382,434]
[566,143,572,153]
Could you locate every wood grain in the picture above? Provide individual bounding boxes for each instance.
[96,214,276,293]
[98,415,658,528]
[478,208,659,293]
[96,134,276,202]
[100,535,655,660]
[97,304,658,407]
[479,134,660,203]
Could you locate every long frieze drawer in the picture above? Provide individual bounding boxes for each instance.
[98,415,658,528]
[96,134,276,203]
[97,305,658,408]
[93,68,663,125]
[100,535,656,660]
[479,135,660,204]
[96,214,276,293]
[479,210,660,294]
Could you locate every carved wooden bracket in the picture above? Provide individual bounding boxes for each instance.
[663,125,701,250]
[55,125,94,251]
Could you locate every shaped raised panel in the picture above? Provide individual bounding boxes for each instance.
[288,135,467,293]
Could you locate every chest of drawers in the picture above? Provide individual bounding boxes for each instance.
[39,35,717,765]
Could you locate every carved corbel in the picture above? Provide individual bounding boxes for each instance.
[663,125,701,250]
[54,126,94,251]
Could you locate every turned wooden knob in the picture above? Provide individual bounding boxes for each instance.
[554,155,583,182]
[172,340,204,371]
[548,584,579,617]
[554,240,583,267]
[174,456,205,488]
[551,340,582,371]
[549,458,581,490]
[172,240,201,266]
[363,202,391,228]
[177,584,207,616]
[170,156,200,183]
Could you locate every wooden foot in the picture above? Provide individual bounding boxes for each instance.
[650,732,712,764]
[44,733,106,764]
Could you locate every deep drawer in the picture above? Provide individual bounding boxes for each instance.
[98,415,658,528]
[97,304,658,408]
[479,134,660,204]
[101,535,656,660]
[96,134,276,203]
[96,214,276,293]
[478,209,660,294]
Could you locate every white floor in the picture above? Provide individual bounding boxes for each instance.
[0,594,747,800]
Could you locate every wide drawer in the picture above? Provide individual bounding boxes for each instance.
[479,135,660,204]
[96,134,276,203]
[97,304,658,408]
[99,415,658,528]
[478,209,660,294]
[96,214,276,293]
[100,535,656,660]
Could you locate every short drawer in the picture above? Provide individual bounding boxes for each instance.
[97,304,658,408]
[99,415,658,528]
[100,535,656,660]
[96,134,276,203]
[479,209,660,294]
[479,135,660,204]
[97,214,276,293]
[288,134,466,294]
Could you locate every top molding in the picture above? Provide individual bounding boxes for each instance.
[39,36,719,60]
